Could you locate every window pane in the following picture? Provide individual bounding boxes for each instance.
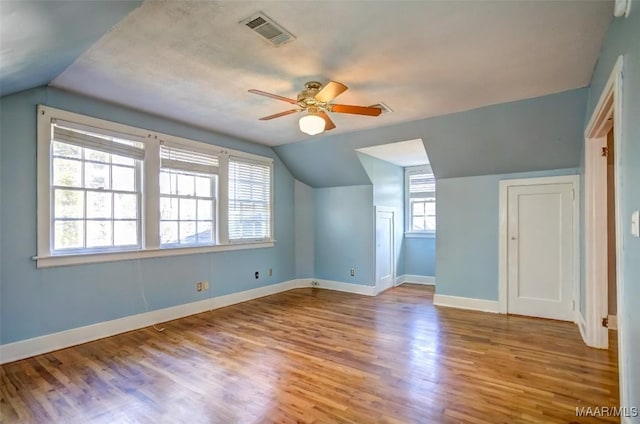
[412,217,425,231]
[425,216,436,231]
[424,201,435,215]
[160,197,178,220]
[53,142,81,159]
[114,193,137,219]
[86,221,112,247]
[114,221,138,246]
[85,148,109,163]
[177,174,194,196]
[160,221,178,244]
[54,189,84,219]
[179,221,197,244]
[197,222,213,243]
[87,191,112,218]
[54,220,83,249]
[195,176,211,197]
[198,199,212,220]
[112,166,135,192]
[85,162,110,189]
[53,158,82,187]
[159,171,176,195]
[179,198,196,220]
[412,201,425,215]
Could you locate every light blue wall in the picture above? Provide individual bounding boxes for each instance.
[584,9,640,412]
[403,238,436,277]
[436,168,579,300]
[275,89,587,187]
[357,153,405,276]
[314,185,374,285]
[0,87,295,345]
[294,180,314,278]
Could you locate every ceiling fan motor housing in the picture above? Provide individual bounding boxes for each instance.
[298,81,326,109]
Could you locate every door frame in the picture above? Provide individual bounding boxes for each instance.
[374,206,396,294]
[583,55,627,409]
[498,175,580,316]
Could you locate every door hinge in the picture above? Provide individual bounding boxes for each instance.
[602,317,609,328]
[601,147,609,157]
[572,300,575,311]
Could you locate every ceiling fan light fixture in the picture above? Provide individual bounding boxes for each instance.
[299,114,325,135]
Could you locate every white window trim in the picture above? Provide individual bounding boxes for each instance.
[36,105,274,268]
[404,165,436,238]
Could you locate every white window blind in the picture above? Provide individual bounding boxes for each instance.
[160,142,219,175]
[53,123,145,160]
[228,157,271,241]
[408,172,435,196]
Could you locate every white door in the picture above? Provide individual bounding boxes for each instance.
[507,183,575,321]
[376,209,395,293]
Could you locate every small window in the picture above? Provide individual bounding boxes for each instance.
[228,157,272,241]
[405,165,436,236]
[159,143,218,247]
[50,122,144,253]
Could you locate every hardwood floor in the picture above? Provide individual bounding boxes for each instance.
[1,284,619,423]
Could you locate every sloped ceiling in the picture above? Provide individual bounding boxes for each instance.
[42,0,611,146]
[0,0,142,96]
[275,88,587,187]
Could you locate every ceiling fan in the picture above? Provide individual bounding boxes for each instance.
[248,81,382,135]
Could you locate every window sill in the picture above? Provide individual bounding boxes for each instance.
[404,232,435,239]
[33,241,275,268]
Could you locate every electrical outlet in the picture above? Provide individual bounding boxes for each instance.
[196,281,203,292]
[350,268,355,277]
[255,271,259,279]
[311,280,319,287]
[203,281,209,290]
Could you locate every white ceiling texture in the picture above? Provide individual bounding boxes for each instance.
[50,1,612,147]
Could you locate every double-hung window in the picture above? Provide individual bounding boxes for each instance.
[159,143,218,246]
[37,105,274,267]
[405,165,436,236]
[50,121,144,253]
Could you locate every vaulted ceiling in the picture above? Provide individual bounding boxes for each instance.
[1,1,612,147]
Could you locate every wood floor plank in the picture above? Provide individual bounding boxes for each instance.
[0,284,619,423]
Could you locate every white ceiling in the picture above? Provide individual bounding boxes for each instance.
[357,139,429,168]
[50,1,612,147]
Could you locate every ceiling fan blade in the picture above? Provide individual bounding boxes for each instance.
[315,81,348,103]
[259,109,301,120]
[330,104,382,116]
[318,111,336,131]
[248,89,297,104]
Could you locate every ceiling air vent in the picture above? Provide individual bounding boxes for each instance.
[240,12,295,47]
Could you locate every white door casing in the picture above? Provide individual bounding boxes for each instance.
[375,207,395,294]
[583,55,626,411]
[499,175,579,321]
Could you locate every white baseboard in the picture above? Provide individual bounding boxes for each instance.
[0,279,383,364]
[0,280,299,365]
[395,274,435,286]
[433,294,499,313]
[608,314,617,330]
[575,310,587,343]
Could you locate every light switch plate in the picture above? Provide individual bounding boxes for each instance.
[632,210,639,237]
